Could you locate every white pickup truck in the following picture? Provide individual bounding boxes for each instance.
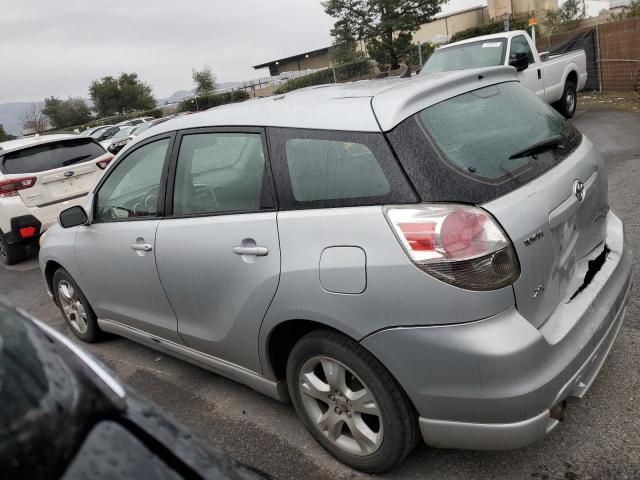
[421,30,588,118]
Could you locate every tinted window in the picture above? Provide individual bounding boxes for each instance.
[95,139,169,221]
[173,133,271,215]
[421,39,506,75]
[1,138,106,174]
[388,82,582,204]
[509,35,535,64]
[286,139,390,201]
[268,128,417,210]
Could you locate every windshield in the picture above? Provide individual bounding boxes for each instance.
[421,39,506,75]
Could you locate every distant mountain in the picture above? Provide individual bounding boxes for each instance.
[0,102,41,136]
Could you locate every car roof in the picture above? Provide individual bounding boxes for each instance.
[133,66,517,142]
[0,134,78,155]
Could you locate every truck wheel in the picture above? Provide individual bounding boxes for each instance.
[0,231,27,266]
[287,330,419,473]
[53,268,103,342]
[555,80,577,119]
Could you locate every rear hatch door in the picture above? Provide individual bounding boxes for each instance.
[385,81,608,328]
[1,137,109,208]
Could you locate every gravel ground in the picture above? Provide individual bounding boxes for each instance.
[1,108,639,479]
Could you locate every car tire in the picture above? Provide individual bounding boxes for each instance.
[286,330,419,473]
[0,231,27,266]
[52,269,103,343]
[555,80,577,119]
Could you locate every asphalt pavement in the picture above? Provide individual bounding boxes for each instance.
[1,108,639,480]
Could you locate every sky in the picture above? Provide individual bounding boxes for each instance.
[0,0,486,104]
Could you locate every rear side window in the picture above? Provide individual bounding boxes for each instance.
[285,139,390,201]
[388,81,582,204]
[1,138,105,174]
[268,128,417,210]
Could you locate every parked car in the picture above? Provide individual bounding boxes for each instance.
[98,126,134,150]
[116,116,155,127]
[80,125,113,138]
[421,30,587,118]
[40,67,631,473]
[0,135,113,265]
[0,299,267,480]
[107,117,172,155]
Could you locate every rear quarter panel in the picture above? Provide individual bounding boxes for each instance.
[543,51,587,102]
[259,206,515,376]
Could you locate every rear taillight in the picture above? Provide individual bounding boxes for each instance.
[0,177,37,198]
[19,226,38,238]
[385,204,520,291]
[96,154,114,170]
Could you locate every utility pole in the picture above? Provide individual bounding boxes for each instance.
[503,11,510,32]
[418,41,423,69]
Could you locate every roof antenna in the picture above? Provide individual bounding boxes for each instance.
[478,74,485,80]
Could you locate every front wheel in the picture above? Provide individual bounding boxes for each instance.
[287,330,418,473]
[555,81,577,119]
[53,269,103,342]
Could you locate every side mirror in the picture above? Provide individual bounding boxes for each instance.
[59,206,89,228]
[509,52,529,72]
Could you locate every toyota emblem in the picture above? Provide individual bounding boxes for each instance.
[64,171,74,178]
[573,180,585,201]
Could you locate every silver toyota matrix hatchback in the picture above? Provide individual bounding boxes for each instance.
[40,67,632,473]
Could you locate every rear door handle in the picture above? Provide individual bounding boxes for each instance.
[538,68,542,80]
[232,246,268,256]
[131,243,153,252]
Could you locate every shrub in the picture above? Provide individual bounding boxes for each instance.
[178,90,250,112]
[274,59,373,94]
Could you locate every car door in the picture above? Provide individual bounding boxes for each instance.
[74,135,183,344]
[155,128,280,372]
[510,34,545,100]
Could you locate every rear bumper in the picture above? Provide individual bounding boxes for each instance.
[361,211,631,450]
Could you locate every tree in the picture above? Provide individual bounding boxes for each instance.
[0,124,16,142]
[544,0,585,37]
[42,96,92,129]
[322,0,446,69]
[328,23,366,66]
[192,66,217,96]
[89,73,155,117]
[22,103,48,134]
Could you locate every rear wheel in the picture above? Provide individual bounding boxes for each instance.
[0,231,27,266]
[287,330,418,473]
[555,80,577,119]
[53,269,103,342]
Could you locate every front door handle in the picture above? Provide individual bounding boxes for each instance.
[233,245,268,256]
[538,68,542,80]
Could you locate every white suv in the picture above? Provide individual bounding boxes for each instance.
[0,134,113,264]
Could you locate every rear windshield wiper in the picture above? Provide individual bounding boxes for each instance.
[509,135,564,160]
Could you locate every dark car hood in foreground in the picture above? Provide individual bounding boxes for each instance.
[0,300,267,480]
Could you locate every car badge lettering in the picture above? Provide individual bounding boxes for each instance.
[64,171,75,178]
[523,230,544,246]
[573,180,585,201]
[591,206,610,225]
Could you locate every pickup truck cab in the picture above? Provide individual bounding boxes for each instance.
[421,30,588,118]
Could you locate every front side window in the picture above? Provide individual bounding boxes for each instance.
[173,132,271,215]
[509,35,535,64]
[268,128,417,209]
[95,138,170,221]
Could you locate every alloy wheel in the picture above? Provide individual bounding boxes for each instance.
[298,356,383,456]
[567,88,576,113]
[58,280,88,334]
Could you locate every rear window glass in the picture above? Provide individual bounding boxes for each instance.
[285,139,390,202]
[388,81,582,204]
[421,39,506,75]
[1,138,106,174]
